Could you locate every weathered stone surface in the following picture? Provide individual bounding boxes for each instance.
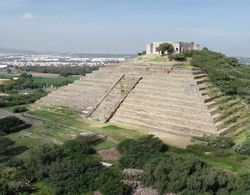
[35,61,224,139]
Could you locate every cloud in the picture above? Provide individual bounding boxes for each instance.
[21,12,36,21]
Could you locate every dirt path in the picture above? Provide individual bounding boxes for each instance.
[152,132,192,149]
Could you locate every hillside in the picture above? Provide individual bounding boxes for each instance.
[0,50,249,194]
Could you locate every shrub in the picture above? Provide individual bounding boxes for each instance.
[183,50,195,58]
[117,135,167,168]
[142,155,245,194]
[0,137,15,154]
[240,173,250,191]
[169,53,187,61]
[0,90,47,108]
[7,159,24,168]
[62,137,96,157]
[138,51,146,56]
[97,168,128,195]
[13,106,28,113]
[21,65,99,76]
[233,143,250,155]
[191,50,250,104]
[49,157,102,194]
[24,137,98,187]
[210,136,235,149]
[0,180,9,195]
[24,145,65,179]
[0,116,30,136]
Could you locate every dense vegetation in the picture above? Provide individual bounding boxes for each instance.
[142,155,247,194]
[0,136,127,195]
[0,73,79,108]
[0,130,250,195]
[0,49,249,194]
[0,116,30,136]
[22,65,99,76]
[117,136,249,194]
[117,135,167,168]
[0,73,77,92]
[190,49,250,104]
[156,43,174,55]
[169,53,187,61]
[0,90,47,108]
[12,106,28,113]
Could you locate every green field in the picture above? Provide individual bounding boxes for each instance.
[3,105,248,175]
[32,76,79,87]
[6,107,144,155]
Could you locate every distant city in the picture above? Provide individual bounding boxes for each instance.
[237,57,250,65]
[0,53,136,69]
[0,47,135,69]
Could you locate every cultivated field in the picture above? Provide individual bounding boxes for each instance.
[30,72,60,78]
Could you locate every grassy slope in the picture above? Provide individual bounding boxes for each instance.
[139,55,250,174]
[7,107,143,154]
[7,103,248,175]
[1,55,250,195]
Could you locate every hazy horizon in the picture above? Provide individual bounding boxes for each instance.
[0,0,250,56]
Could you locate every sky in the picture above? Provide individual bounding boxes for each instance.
[0,0,250,56]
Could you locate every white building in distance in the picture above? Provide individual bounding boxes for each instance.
[146,41,201,55]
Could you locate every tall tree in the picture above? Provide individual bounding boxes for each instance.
[156,43,174,55]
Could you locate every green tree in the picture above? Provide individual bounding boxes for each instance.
[138,50,146,56]
[97,168,128,195]
[169,53,187,61]
[24,144,65,179]
[117,135,167,168]
[156,43,174,55]
[0,137,15,154]
[142,155,245,194]
[49,157,102,194]
[0,180,9,195]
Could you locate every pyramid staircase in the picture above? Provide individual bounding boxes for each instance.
[110,65,227,137]
[86,74,142,122]
[35,62,232,138]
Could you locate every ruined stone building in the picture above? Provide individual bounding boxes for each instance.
[146,41,201,55]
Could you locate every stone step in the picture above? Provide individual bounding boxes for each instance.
[88,75,142,122]
[86,74,121,79]
[123,98,210,114]
[134,83,201,94]
[215,121,225,131]
[112,114,217,137]
[112,120,195,137]
[73,82,113,88]
[131,90,202,103]
[212,113,222,123]
[218,99,241,107]
[117,103,213,123]
[218,128,229,135]
[196,78,209,85]
[132,88,203,102]
[77,78,115,84]
[205,101,216,109]
[119,102,212,120]
[138,83,199,91]
[209,107,220,115]
[203,95,213,103]
[213,96,233,104]
[171,69,193,74]
[193,74,207,79]
[146,74,196,81]
[192,70,203,75]
[126,94,207,110]
[115,107,216,131]
[140,77,197,85]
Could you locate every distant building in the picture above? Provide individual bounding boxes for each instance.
[146,41,201,55]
